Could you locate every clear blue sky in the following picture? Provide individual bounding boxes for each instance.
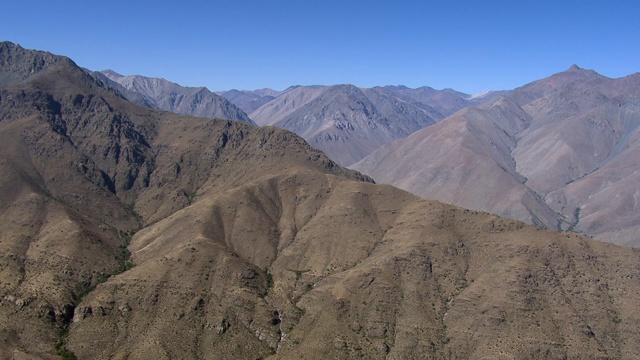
[2,0,638,94]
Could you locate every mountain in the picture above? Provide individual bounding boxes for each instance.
[249,85,326,126]
[218,88,281,114]
[372,85,503,117]
[3,42,640,359]
[0,41,364,358]
[353,65,640,247]
[98,69,255,125]
[71,171,640,360]
[249,85,443,166]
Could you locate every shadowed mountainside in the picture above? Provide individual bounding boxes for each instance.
[2,42,640,359]
[353,65,640,247]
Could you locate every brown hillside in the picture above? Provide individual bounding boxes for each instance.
[1,42,640,359]
[0,41,366,358]
[69,173,640,359]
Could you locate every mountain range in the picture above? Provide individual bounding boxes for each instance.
[96,69,255,125]
[91,68,499,169]
[2,41,640,359]
[352,65,640,247]
[244,84,497,166]
[218,88,283,114]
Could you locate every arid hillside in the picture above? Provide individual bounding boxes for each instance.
[0,41,365,358]
[1,42,640,360]
[353,66,640,247]
[70,172,640,360]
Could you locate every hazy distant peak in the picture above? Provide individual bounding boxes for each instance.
[377,85,410,90]
[101,71,179,89]
[283,85,325,92]
[283,85,302,92]
[100,69,124,79]
[467,90,494,100]
[248,88,281,97]
[126,74,172,86]
[328,83,361,93]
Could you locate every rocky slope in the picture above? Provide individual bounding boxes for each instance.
[246,84,501,167]
[98,69,255,125]
[2,42,640,359]
[353,65,640,247]
[70,172,640,360]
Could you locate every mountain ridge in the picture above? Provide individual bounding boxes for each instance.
[98,69,256,125]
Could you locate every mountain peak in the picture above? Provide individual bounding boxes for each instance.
[100,69,124,79]
[563,64,600,77]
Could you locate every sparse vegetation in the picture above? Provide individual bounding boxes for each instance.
[55,341,77,360]
[116,229,136,273]
[287,268,310,280]
[304,283,313,292]
[183,189,197,204]
[260,269,274,297]
[567,207,581,232]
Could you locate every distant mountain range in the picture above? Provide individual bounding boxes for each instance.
[3,40,640,360]
[87,60,640,247]
[353,65,640,247]
[92,71,500,168]
[242,84,498,166]
[217,88,282,114]
[96,70,255,125]
[93,63,640,247]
